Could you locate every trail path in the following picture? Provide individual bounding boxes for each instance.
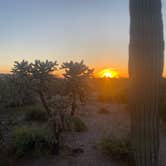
[15,103,166,166]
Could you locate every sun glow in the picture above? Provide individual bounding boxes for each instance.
[99,68,119,78]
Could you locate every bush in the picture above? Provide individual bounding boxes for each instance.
[98,107,110,114]
[12,126,56,157]
[98,138,133,165]
[25,106,48,122]
[71,117,87,132]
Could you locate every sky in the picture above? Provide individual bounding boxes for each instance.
[0,0,166,77]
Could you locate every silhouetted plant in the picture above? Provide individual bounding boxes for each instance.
[30,60,58,115]
[0,62,35,107]
[9,59,92,156]
[25,106,48,122]
[71,116,87,132]
[61,60,94,116]
[129,0,164,165]
[11,60,33,106]
[12,126,56,157]
[11,60,58,114]
[0,75,17,106]
[48,96,72,155]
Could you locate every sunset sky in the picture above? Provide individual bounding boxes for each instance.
[0,0,166,77]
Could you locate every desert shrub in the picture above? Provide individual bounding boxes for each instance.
[25,106,48,122]
[12,126,56,157]
[98,107,110,114]
[71,117,87,132]
[98,138,133,165]
[0,75,36,107]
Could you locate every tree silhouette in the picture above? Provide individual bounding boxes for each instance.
[30,60,58,115]
[61,60,94,116]
[129,0,164,165]
[12,60,58,114]
[11,60,34,106]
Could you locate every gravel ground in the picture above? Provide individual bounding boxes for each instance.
[14,102,166,166]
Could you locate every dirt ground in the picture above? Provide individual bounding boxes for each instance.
[12,102,166,166]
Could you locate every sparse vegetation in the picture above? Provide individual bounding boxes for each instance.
[12,126,56,157]
[24,106,48,122]
[0,58,166,165]
[11,60,58,114]
[98,137,133,165]
[0,59,94,162]
[61,60,94,116]
[71,117,88,132]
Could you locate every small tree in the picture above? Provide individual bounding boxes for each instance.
[61,60,94,116]
[30,60,58,115]
[11,60,34,106]
[11,60,58,114]
[11,60,74,155]
[49,96,71,155]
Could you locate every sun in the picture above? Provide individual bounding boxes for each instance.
[99,68,119,78]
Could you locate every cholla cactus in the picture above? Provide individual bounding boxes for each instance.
[49,96,71,129]
[61,60,94,116]
[30,60,58,114]
[10,60,33,106]
[11,60,58,113]
[31,60,58,80]
[11,60,31,77]
[48,96,71,155]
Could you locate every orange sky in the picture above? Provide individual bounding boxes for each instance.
[1,60,166,78]
[0,0,166,78]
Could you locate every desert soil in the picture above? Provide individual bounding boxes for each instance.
[15,102,166,166]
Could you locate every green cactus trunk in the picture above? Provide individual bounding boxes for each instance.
[129,0,164,165]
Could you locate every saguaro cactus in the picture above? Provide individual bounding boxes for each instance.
[129,0,164,166]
